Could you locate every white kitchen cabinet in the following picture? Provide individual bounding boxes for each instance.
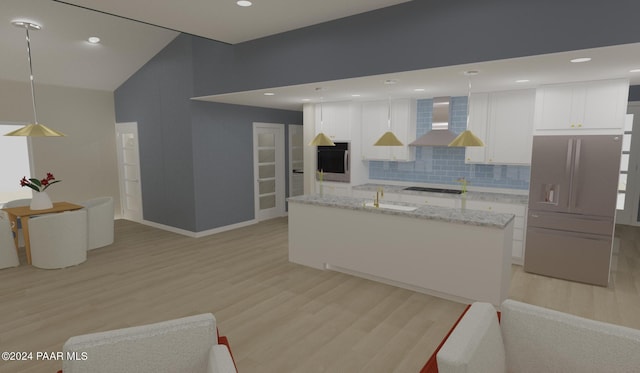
[315,101,353,140]
[465,89,535,165]
[361,99,416,161]
[466,200,527,264]
[534,79,629,135]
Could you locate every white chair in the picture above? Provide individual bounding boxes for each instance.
[80,196,114,250]
[0,211,20,269]
[4,198,30,247]
[61,313,237,373]
[29,209,88,269]
[436,299,640,373]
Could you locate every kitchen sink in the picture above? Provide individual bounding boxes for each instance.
[364,202,417,212]
[404,186,463,194]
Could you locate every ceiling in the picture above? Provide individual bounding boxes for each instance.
[0,0,178,91]
[195,43,640,110]
[55,0,412,44]
[2,0,640,107]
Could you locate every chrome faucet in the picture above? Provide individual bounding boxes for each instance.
[374,186,384,208]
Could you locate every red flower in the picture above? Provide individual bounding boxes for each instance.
[19,172,61,192]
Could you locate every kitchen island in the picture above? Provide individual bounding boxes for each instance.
[288,195,514,305]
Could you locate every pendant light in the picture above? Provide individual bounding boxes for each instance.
[308,98,335,146]
[374,95,403,146]
[5,21,65,137]
[448,71,483,147]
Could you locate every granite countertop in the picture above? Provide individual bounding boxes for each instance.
[352,183,529,204]
[288,195,514,229]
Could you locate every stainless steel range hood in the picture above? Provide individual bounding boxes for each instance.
[409,96,458,147]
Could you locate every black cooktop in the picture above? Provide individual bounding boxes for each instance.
[403,186,463,194]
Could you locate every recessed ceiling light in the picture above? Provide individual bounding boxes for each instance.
[302,98,311,102]
[263,92,275,96]
[87,36,101,44]
[351,94,361,97]
[515,79,530,83]
[414,88,425,92]
[237,0,252,7]
[630,69,640,73]
[384,79,397,85]
[463,70,479,76]
[570,57,591,63]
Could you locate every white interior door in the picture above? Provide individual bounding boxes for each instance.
[618,105,640,226]
[115,122,143,222]
[254,123,285,221]
[289,124,304,198]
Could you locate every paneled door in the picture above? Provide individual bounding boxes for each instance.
[253,123,285,221]
[115,122,143,222]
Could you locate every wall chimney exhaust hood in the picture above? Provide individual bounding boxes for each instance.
[409,96,457,147]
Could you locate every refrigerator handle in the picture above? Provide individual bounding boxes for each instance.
[565,138,574,209]
[570,139,582,210]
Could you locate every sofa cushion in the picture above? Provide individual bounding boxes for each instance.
[501,299,640,373]
[437,302,506,373]
[62,314,217,373]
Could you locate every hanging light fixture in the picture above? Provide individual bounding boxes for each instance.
[5,21,65,137]
[449,71,483,147]
[374,96,403,146]
[375,80,403,146]
[308,97,335,146]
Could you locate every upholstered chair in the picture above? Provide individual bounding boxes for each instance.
[29,209,88,269]
[80,196,114,250]
[0,211,20,269]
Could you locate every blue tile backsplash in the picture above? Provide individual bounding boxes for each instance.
[369,97,531,190]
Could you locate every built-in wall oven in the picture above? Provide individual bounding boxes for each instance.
[317,142,350,183]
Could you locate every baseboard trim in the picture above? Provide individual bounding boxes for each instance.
[140,219,258,238]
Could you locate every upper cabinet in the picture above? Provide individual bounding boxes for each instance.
[466,89,536,165]
[314,101,353,141]
[361,98,417,161]
[534,79,629,135]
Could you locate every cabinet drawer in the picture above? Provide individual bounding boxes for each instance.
[402,194,456,208]
[466,200,525,216]
[513,227,524,241]
[512,240,524,259]
[514,216,525,229]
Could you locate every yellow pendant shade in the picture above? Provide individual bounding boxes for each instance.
[374,131,403,146]
[309,132,335,146]
[4,123,66,137]
[448,130,484,147]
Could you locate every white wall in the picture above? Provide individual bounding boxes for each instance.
[0,79,121,215]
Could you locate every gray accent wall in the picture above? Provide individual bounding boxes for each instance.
[195,0,640,96]
[115,34,302,232]
[191,102,301,232]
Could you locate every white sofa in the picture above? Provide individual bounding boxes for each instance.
[61,313,237,373]
[436,299,640,373]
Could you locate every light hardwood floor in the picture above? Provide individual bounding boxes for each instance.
[1,218,639,373]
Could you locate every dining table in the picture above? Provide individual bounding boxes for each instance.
[2,202,84,265]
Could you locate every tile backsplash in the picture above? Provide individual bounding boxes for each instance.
[369,97,531,190]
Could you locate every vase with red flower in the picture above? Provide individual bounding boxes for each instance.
[20,172,62,210]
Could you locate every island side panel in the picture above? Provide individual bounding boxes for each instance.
[288,202,513,305]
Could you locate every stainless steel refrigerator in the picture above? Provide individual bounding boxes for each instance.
[524,135,622,286]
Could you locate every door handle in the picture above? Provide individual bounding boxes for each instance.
[570,138,582,210]
[565,138,573,209]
